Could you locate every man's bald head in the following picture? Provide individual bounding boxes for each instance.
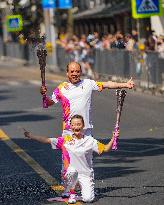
[66,62,82,72]
[66,62,82,84]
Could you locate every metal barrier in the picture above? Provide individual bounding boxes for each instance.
[0,38,163,88]
[56,46,71,71]
[0,38,4,57]
[129,50,164,86]
[94,49,130,77]
[94,49,164,87]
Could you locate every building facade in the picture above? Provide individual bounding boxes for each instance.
[72,0,135,36]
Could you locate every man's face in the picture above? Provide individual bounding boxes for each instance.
[67,63,81,84]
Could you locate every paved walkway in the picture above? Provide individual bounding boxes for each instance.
[0,57,66,85]
[0,56,163,97]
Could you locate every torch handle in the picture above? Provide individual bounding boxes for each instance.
[42,94,48,108]
[41,81,48,108]
[112,125,119,150]
[37,46,47,108]
[112,105,122,150]
[112,89,126,150]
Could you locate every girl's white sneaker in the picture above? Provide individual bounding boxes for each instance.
[68,193,76,204]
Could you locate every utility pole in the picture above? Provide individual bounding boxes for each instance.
[0,1,10,43]
[67,8,73,39]
[42,0,58,71]
[137,19,140,41]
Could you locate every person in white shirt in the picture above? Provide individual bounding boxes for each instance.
[40,61,134,136]
[24,114,119,204]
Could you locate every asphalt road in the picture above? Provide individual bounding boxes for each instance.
[0,77,164,205]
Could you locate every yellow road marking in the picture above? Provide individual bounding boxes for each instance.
[0,129,57,186]
[0,129,82,204]
[51,185,65,191]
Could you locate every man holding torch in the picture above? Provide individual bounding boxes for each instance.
[40,61,134,137]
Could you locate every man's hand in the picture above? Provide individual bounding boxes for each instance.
[126,77,135,89]
[40,86,54,107]
[40,85,47,95]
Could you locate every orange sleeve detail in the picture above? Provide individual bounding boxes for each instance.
[97,142,105,154]
[58,82,68,90]
[64,135,73,142]
[96,82,104,91]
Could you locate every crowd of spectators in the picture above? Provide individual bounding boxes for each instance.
[56,30,164,79]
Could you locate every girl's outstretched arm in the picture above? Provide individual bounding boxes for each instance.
[24,129,51,144]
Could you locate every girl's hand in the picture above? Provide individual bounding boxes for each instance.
[23,128,32,139]
[113,130,120,138]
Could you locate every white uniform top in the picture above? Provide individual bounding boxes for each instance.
[50,135,105,177]
[51,79,103,130]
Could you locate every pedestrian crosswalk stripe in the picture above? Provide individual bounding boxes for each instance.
[138,0,158,12]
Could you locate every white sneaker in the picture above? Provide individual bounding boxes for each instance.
[68,194,76,204]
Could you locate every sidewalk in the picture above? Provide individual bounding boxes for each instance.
[0,57,163,96]
[0,57,67,84]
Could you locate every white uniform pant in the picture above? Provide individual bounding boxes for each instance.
[64,166,95,203]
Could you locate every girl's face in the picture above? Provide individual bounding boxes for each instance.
[70,118,84,137]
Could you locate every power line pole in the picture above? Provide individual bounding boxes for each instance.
[0,1,10,42]
[42,0,58,71]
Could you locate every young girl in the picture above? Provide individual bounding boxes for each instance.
[24,114,119,204]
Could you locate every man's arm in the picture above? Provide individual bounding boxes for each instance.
[24,130,51,144]
[40,85,54,106]
[102,77,135,89]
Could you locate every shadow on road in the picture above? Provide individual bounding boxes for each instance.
[0,89,13,101]
[93,137,164,178]
[0,111,54,126]
[1,136,164,204]
[94,186,156,201]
